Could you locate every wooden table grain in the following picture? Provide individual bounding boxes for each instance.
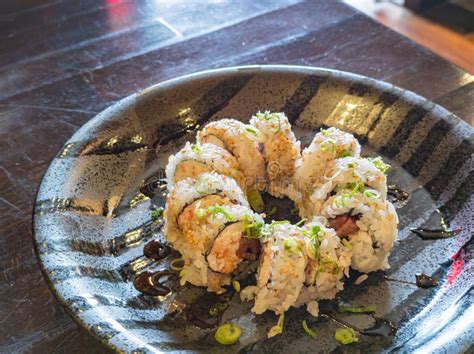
[0,0,472,352]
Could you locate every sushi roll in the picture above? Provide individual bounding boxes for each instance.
[197,118,266,192]
[308,156,388,216]
[165,142,246,192]
[311,157,397,273]
[164,172,263,293]
[295,219,352,316]
[293,127,361,216]
[249,112,301,197]
[248,222,307,315]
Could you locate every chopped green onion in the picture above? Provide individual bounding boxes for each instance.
[267,205,277,217]
[284,238,299,253]
[245,127,258,135]
[233,280,241,293]
[209,302,229,317]
[347,162,358,169]
[342,239,353,250]
[339,304,376,313]
[242,214,266,238]
[321,258,341,275]
[191,144,202,154]
[295,218,307,227]
[267,314,285,338]
[209,306,218,317]
[334,328,358,345]
[303,225,324,259]
[368,156,390,174]
[151,207,164,221]
[290,207,299,215]
[255,111,282,133]
[215,323,241,345]
[170,257,184,272]
[364,189,380,199]
[320,127,333,136]
[247,189,265,213]
[207,205,234,221]
[302,320,317,339]
[338,149,352,158]
[321,139,336,152]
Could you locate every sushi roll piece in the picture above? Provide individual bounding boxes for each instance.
[293,127,361,216]
[164,172,249,292]
[249,222,307,315]
[308,156,388,216]
[206,206,264,274]
[249,112,301,197]
[311,157,397,273]
[295,219,352,316]
[197,118,266,192]
[164,172,263,293]
[165,141,246,192]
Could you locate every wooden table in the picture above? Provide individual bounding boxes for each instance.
[0,1,472,352]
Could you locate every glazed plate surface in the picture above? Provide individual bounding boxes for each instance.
[33,65,473,353]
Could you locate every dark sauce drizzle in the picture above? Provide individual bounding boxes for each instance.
[387,184,410,208]
[133,270,175,297]
[321,313,396,338]
[410,228,459,240]
[362,317,396,337]
[384,274,439,289]
[184,293,231,329]
[415,274,439,288]
[143,240,171,260]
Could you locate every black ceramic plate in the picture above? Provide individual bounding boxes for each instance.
[33,65,473,353]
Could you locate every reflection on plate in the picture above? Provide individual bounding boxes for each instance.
[33,65,473,353]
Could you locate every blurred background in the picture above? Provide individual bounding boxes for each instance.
[2,0,472,73]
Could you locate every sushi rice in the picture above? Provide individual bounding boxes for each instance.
[249,112,301,198]
[197,118,266,192]
[165,141,246,193]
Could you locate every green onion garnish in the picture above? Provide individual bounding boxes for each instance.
[290,207,299,215]
[342,239,353,250]
[347,162,358,169]
[207,205,234,221]
[295,218,307,227]
[321,139,336,152]
[270,220,290,227]
[321,258,341,275]
[151,207,164,221]
[170,257,184,271]
[334,328,358,345]
[338,149,352,158]
[364,189,379,198]
[245,127,258,135]
[242,215,266,238]
[255,111,282,133]
[302,320,317,339]
[215,323,241,345]
[191,144,202,154]
[339,304,376,313]
[232,280,241,293]
[267,314,285,338]
[209,302,229,317]
[247,189,265,213]
[284,238,299,253]
[267,205,277,217]
[368,156,390,174]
